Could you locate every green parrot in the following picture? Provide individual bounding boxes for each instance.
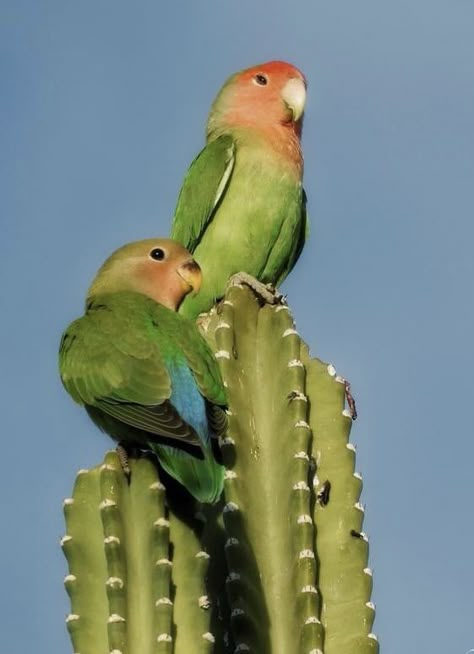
[171,60,308,318]
[59,239,227,503]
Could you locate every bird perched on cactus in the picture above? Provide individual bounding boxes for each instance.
[171,60,308,318]
[59,239,227,503]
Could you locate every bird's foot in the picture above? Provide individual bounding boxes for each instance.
[226,272,286,306]
[344,381,358,421]
[116,443,132,482]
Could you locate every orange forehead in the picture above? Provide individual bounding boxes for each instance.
[237,60,306,86]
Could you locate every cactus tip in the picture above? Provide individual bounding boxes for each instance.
[199,595,211,609]
[216,321,231,330]
[149,481,166,491]
[154,517,170,528]
[304,616,321,624]
[202,632,215,642]
[215,350,231,360]
[99,499,117,510]
[294,451,309,461]
[295,420,310,429]
[288,358,304,368]
[106,577,124,589]
[293,481,310,491]
[223,502,239,513]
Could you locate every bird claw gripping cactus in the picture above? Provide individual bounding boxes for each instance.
[62,287,378,654]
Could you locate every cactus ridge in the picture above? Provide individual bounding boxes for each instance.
[303,353,379,654]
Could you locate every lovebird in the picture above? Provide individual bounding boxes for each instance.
[171,60,308,318]
[59,239,227,503]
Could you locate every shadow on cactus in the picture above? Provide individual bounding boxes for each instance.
[61,285,378,654]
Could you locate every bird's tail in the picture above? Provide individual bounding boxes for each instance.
[152,444,225,504]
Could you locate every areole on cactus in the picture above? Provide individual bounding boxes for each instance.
[62,286,378,654]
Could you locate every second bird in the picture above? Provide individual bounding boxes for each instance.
[172,60,308,318]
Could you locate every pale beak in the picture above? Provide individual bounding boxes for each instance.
[281,77,306,122]
[177,258,202,293]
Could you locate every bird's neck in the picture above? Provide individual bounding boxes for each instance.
[210,123,303,180]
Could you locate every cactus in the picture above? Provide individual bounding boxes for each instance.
[62,287,378,653]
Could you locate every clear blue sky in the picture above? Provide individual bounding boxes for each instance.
[1,1,473,652]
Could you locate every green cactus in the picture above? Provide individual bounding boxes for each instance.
[62,287,378,654]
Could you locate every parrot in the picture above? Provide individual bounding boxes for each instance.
[171,60,308,319]
[58,238,227,503]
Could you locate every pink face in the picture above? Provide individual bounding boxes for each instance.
[220,61,307,132]
[132,242,202,311]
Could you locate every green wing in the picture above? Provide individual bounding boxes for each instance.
[270,188,310,287]
[59,301,201,448]
[171,135,235,251]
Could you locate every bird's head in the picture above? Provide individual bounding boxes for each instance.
[87,238,201,311]
[208,60,307,138]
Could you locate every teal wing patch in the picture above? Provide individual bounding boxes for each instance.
[150,305,228,439]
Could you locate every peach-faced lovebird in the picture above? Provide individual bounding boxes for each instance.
[59,239,227,503]
[171,60,308,318]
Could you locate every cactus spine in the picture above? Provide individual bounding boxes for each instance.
[62,288,378,653]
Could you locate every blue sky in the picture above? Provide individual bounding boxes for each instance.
[1,1,474,652]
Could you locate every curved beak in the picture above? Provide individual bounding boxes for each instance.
[177,258,202,293]
[281,77,306,122]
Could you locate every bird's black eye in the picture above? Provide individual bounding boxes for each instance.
[254,73,268,86]
[150,247,166,261]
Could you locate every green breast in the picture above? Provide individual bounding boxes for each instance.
[194,142,303,282]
